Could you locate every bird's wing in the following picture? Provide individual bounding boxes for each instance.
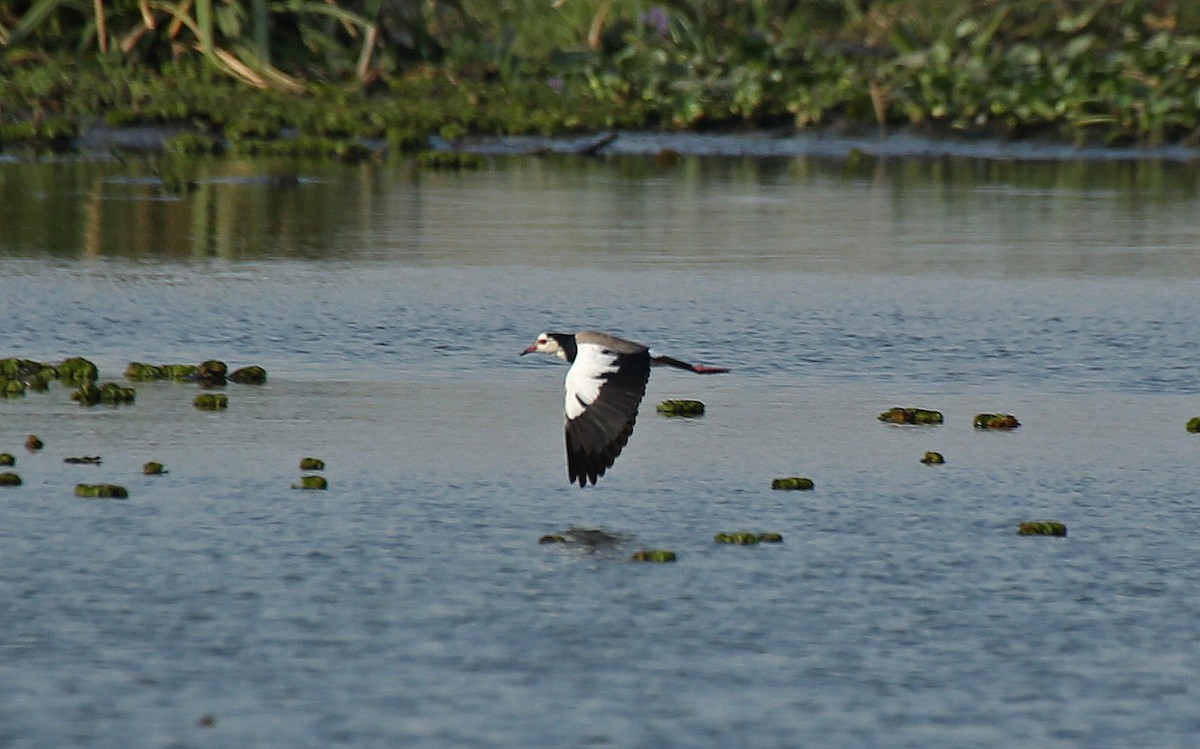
[563,340,651,487]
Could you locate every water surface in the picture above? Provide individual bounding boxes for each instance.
[2,154,1200,748]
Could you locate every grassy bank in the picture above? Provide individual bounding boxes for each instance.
[2,1,1199,155]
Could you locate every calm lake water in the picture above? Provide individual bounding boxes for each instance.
[2,151,1200,748]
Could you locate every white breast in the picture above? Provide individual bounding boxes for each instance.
[563,343,620,420]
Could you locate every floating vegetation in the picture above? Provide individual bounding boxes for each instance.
[0,453,13,466]
[293,475,328,490]
[72,382,136,406]
[75,484,129,499]
[538,534,568,544]
[878,407,943,425]
[0,472,21,486]
[921,451,946,464]
[631,550,677,563]
[58,357,98,385]
[771,476,815,491]
[124,362,164,381]
[196,360,228,387]
[229,366,268,384]
[1018,521,1067,537]
[416,150,486,170]
[64,456,102,465]
[656,399,706,417]
[0,377,26,397]
[25,435,43,451]
[194,393,229,410]
[162,364,199,380]
[715,532,759,544]
[1187,417,1200,433]
[142,461,166,475]
[299,457,325,471]
[714,531,785,544]
[974,413,1021,429]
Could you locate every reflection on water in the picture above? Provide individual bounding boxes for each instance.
[3,154,1200,276]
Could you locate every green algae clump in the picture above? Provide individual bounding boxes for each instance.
[293,475,328,490]
[0,472,21,486]
[197,360,228,386]
[299,457,325,471]
[0,453,13,466]
[656,399,706,417]
[0,377,26,397]
[714,532,761,545]
[878,407,943,425]
[72,382,135,406]
[142,461,166,475]
[1187,417,1200,433]
[974,413,1021,429]
[771,476,815,491]
[124,362,165,381]
[161,364,199,380]
[194,393,229,410]
[58,357,98,385]
[631,549,677,562]
[1018,521,1067,537]
[229,366,267,384]
[75,483,128,498]
[921,451,946,464]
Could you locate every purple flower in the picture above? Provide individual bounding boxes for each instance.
[641,7,670,38]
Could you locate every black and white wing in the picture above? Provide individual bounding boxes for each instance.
[563,334,651,487]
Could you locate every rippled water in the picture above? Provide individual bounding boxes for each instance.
[2,154,1200,748]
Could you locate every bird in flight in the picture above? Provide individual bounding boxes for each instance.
[521,331,728,487]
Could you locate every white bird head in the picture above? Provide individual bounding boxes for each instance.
[520,332,572,362]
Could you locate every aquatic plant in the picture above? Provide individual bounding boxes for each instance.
[161,364,200,380]
[0,453,13,466]
[656,399,706,417]
[1187,416,1200,433]
[58,357,98,385]
[72,382,135,406]
[878,406,943,424]
[0,377,26,397]
[124,362,165,381]
[631,549,677,562]
[0,472,21,486]
[193,393,228,410]
[142,462,166,475]
[771,476,814,490]
[974,413,1021,429]
[293,475,328,490]
[229,366,267,384]
[714,531,785,544]
[1018,520,1067,537]
[299,457,325,471]
[74,484,129,498]
[196,360,228,386]
[920,450,945,464]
